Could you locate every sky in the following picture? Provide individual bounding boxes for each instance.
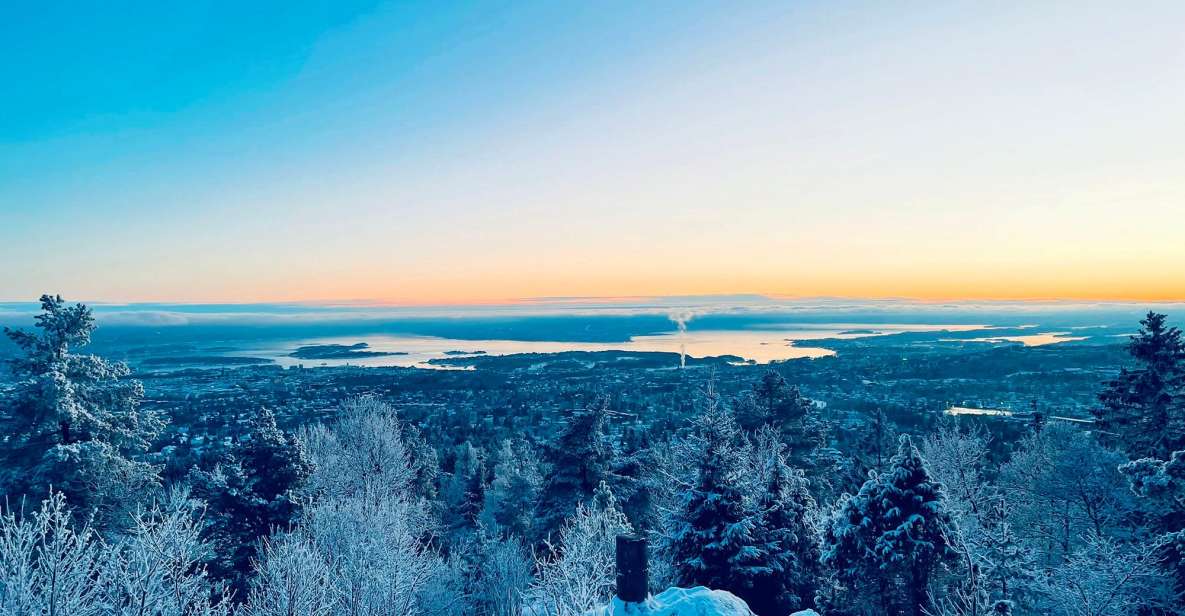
[2,1,1183,304]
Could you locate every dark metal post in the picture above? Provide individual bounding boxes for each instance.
[616,534,648,603]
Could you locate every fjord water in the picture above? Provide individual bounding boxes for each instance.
[222,324,988,369]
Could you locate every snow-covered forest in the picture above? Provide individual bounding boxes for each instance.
[2,295,1184,615]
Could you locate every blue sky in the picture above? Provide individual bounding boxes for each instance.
[2,2,1183,303]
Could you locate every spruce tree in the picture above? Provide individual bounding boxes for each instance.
[188,406,311,598]
[744,370,831,486]
[823,435,957,616]
[1096,311,1185,460]
[0,295,164,530]
[482,439,543,538]
[876,435,958,616]
[241,407,313,504]
[747,447,822,615]
[537,402,613,538]
[823,477,891,614]
[1121,449,1185,605]
[668,407,770,600]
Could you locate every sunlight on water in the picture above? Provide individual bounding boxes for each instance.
[947,332,1088,346]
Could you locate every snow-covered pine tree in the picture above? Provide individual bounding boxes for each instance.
[442,440,486,532]
[537,402,613,539]
[187,406,312,597]
[822,471,892,614]
[481,438,543,539]
[1096,311,1185,460]
[746,442,822,616]
[824,435,957,616]
[0,295,164,531]
[874,435,958,616]
[1120,448,1185,608]
[667,405,771,602]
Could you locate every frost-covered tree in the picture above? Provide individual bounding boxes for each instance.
[1095,312,1185,460]
[530,481,632,616]
[0,489,230,615]
[245,484,452,615]
[823,436,957,616]
[922,424,995,533]
[1038,533,1175,616]
[442,440,486,532]
[0,490,105,615]
[301,397,419,502]
[245,495,463,616]
[461,527,533,616]
[999,422,1136,568]
[746,440,823,615]
[1120,448,1185,607]
[978,497,1034,609]
[188,406,311,597]
[1,295,164,530]
[246,397,459,616]
[922,424,1011,607]
[666,406,771,603]
[537,402,614,539]
[481,439,543,539]
[99,489,233,615]
[241,531,335,616]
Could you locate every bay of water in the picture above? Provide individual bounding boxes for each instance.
[221,323,985,369]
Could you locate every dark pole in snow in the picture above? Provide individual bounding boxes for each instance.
[616,534,648,603]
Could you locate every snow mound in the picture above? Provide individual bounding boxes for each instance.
[591,586,756,616]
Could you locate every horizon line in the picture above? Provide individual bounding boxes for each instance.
[3,293,1185,309]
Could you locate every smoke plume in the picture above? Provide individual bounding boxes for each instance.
[669,310,695,368]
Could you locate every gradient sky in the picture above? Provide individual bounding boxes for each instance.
[2,1,1183,304]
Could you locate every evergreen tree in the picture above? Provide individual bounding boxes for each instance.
[980,497,1033,609]
[442,441,486,532]
[667,406,771,601]
[747,446,822,615]
[403,421,440,499]
[536,402,613,539]
[1120,449,1185,607]
[241,408,313,504]
[1096,312,1185,460]
[481,439,543,539]
[822,481,891,615]
[823,435,957,616]
[875,435,958,616]
[613,424,656,530]
[742,370,832,488]
[189,406,311,598]
[0,295,164,530]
